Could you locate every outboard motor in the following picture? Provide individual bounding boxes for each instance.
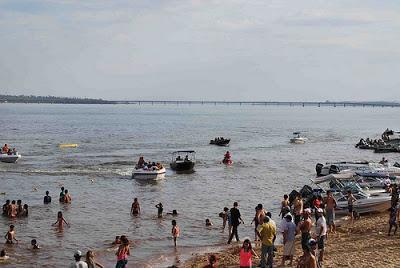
[329,165,340,174]
[316,163,324,176]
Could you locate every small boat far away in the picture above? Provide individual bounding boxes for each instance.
[210,137,230,146]
[290,132,307,144]
[59,143,79,148]
[170,150,195,173]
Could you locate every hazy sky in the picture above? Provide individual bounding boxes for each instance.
[1,0,399,101]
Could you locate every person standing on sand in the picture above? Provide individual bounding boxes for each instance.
[156,202,163,218]
[227,202,244,244]
[172,220,180,247]
[347,190,356,224]
[296,245,317,268]
[298,208,312,251]
[43,191,51,204]
[131,198,140,215]
[239,239,259,268]
[324,190,337,233]
[388,205,399,236]
[116,236,130,268]
[293,193,303,226]
[315,208,327,265]
[4,225,18,244]
[257,216,276,268]
[69,250,88,268]
[282,214,297,266]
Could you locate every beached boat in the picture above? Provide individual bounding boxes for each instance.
[290,132,307,144]
[315,161,400,177]
[334,191,391,215]
[382,129,400,142]
[210,138,230,146]
[132,167,166,181]
[170,150,195,173]
[0,153,21,163]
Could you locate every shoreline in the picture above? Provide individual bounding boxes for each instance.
[182,212,399,268]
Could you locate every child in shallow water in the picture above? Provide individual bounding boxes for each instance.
[31,239,40,249]
[4,225,18,244]
[206,219,213,226]
[52,211,69,229]
[171,220,180,247]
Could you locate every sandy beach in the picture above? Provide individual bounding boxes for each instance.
[183,212,400,268]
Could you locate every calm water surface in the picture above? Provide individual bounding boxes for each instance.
[0,104,399,267]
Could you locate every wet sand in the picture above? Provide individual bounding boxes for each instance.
[183,212,400,268]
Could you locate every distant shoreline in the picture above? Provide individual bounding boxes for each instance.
[1,95,400,107]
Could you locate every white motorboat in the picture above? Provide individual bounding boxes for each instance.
[0,153,21,163]
[290,132,307,144]
[132,167,166,181]
[333,191,391,215]
[311,174,391,214]
[315,161,400,177]
[382,129,400,141]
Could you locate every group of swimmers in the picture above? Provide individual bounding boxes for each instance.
[2,199,29,218]
[135,156,163,170]
[1,144,17,155]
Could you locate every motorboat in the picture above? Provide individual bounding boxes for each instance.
[382,129,400,142]
[310,174,391,214]
[0,153,21,163]
[290,132,307,144]
[170,150,195,173]
[132,166,166,181]
[333,191,391,215]
[374,145,400,153]
[315,161,400,177]
[210,138,230,146]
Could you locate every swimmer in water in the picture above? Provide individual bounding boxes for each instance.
[171,220,180,247]
[31,239,40,249]
[63,189,72,203]
[155,203,163,218]
[0,249,9,261]
[52,211,70,229]
[4,225,18,244]
[206,219,213,226]
[131,198,140,216]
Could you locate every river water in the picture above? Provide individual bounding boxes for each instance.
[0,104,399,267]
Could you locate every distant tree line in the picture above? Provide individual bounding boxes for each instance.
[0,94,114,104]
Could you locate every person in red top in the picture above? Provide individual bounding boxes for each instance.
[313,195,323,222]
[240,239,258,268]
[2,144,9,154]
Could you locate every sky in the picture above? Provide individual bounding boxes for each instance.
[0,0,399,101]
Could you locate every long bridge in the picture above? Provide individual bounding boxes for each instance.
[112,100,400,108]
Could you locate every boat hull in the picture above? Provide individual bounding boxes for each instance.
[210,139,230,146]
[132,168,166,181]
[0,154,21,163]
[170,161,195,173]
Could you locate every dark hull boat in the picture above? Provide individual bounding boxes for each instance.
[210,139,230,146]
[170,150,196,173]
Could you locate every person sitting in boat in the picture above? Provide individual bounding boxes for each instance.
[12,148,17,155]
[184,155,189,161]
[2,144,9,154]
[380,157,388,165]
[7,149,12,155]
[176,155,182,161]
[156,163,163,169]
[137,156,145,168]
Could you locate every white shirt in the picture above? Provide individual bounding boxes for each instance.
[279,213,293,233]
[69,261,88,268]
[316,216,327,236]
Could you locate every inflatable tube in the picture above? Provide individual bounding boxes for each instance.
[59,144,79,148]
